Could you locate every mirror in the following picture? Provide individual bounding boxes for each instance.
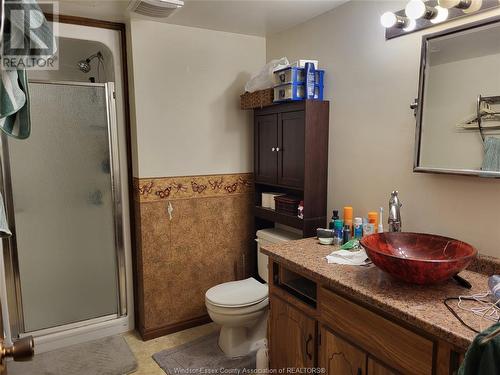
[414,16,500,178]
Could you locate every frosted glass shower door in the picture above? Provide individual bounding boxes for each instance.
[8,82,119,332]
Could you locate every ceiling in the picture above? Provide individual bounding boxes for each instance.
[47,0,347,37]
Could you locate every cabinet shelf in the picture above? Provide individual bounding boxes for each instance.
[255,181,304,192]
[254,206,303,230]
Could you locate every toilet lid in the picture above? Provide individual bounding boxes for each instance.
[206,278,268,307]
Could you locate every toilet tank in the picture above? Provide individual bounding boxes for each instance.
[256,228,302,283]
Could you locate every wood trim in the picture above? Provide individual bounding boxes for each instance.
[44,13,138,335]
[139,315,212,341]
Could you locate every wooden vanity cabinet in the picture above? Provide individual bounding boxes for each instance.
[268,261,464,375]
[320,327,366,375]
[269,296,316,369]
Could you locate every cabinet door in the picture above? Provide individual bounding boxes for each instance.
[269,296,316,369]
[320,326,367,375]
[255,114,278,185]
[278,111,305,188]
[367,358,397,375]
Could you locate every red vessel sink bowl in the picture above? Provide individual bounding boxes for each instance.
[360,232,477,285]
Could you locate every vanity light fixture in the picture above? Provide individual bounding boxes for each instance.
[382,0,498,39]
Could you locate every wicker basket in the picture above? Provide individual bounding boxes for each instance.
[274,195,301,216]
[240,88,274,110]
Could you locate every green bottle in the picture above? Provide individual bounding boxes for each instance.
[328,209,339,230]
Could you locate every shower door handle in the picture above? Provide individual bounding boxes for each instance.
[0,336,34,374]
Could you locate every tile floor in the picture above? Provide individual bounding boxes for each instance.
[123,323,218,375]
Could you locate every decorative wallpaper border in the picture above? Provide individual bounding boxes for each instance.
[134,173,254,203]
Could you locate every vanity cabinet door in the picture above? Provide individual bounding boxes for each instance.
[255,114,278,185]
[277,111,305,188]
[269,296,316,369]
[367,358,397,375]
[320,326,367,375]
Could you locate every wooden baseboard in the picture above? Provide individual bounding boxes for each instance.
[139,315,212,341]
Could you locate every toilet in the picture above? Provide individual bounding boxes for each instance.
[205,227,301,358]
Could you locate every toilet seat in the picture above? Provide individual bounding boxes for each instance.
[205,277,268,308]
[206,297,269,316]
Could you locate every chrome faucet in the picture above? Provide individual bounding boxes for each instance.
[388,191,402,232]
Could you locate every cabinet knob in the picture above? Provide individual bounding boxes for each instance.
[271,147,275,152]
[276,147,280,152]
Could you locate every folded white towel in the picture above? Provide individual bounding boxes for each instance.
[326,249,370,266]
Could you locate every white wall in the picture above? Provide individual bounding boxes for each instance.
[267,1,500,257]
[128,19,266,178]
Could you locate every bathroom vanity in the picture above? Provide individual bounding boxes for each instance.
[262,238,499,375]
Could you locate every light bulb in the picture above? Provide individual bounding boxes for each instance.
[380,11,397,28]
[463,0,482,13]
[403,18,417,32]
[431,6,449,23]
[405,0,426,19]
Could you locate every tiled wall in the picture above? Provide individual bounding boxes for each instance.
[133,173,254,339]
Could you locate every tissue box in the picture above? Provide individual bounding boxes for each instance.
[262,192,283,209]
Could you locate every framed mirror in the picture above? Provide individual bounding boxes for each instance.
[414,16,500,178]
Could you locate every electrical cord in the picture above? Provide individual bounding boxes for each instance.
[444,296,500,334]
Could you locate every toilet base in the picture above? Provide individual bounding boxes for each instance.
[217,311,268,358]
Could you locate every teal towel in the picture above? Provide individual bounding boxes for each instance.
[0,0,53,139]
[0,69,30,139]
[481,137,500,174]
[459,323,500,375]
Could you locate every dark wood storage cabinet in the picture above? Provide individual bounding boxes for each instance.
[254,101,329,236]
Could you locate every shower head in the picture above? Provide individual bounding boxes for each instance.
[77,59,91,73]
[77,51,103,73]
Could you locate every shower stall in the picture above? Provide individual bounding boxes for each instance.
[0,79,129,349]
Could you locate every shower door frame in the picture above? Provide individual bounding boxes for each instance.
[0,80,127,337]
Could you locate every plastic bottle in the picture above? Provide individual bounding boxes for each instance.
[328,209,339,230]
[344,206,353,233]
[368,211,378,232]
[353,217,363,239]
[305,62,316,99]
[363,217,375,237]
[334,219,344,245]
[342,224,351,245]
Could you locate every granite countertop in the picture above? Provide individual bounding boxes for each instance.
[261,238,500,351]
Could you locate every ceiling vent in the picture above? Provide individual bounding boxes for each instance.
[128,0,184,18]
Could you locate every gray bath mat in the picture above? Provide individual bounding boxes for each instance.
[8,335,137,375]
[153,331,256,375]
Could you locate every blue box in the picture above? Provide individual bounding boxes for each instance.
[273,83,324,102]
[273,67,325,86]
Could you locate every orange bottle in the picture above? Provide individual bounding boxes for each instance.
[343,206,353,232]
[368,211,378,232]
